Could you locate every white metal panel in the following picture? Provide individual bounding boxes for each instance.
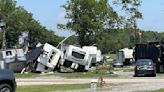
[35,63,51,72]
[120,48,133,59]
[37,43,62,70]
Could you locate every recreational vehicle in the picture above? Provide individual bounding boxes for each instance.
[82,46,102,66]
[24,43,62,73]
[62,45,92,72]
[37,43,62,70]
[0,49,26,72]
[120,48,134,65]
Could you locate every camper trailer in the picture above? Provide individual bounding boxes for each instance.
[120,48,134,65]
[24,43,62,73]
[61,45,92,72]
[82,46,102,66]
[37,43,62,70]
[0,49,26,72]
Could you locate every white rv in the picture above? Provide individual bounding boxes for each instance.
[62,45,92,72]
[119,48,134,65]
[37,43,62,70]
[23,43,62,73]
[82,46,102,66]
[0,49,26,72]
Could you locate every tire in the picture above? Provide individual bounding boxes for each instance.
[134,74,137,77]
[0,84,12,92]
[152,74,156,77]
[134,72,138,77]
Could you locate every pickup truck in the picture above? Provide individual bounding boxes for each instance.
[0,69,16,92]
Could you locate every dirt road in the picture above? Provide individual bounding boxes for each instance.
[16,78,164,92]
[16,78,164,86]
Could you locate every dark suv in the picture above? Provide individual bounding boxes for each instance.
[0,69,16,92]
[134,59,156,77]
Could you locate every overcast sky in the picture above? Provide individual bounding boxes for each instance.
[16,0,164,37]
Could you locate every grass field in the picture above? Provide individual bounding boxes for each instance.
[15,73,41,78]
[148,88,164,92]
[17,84,90,92]
[16,70,118,79]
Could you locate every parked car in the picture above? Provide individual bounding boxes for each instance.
[134,59,156,77]
[0,69,16,92]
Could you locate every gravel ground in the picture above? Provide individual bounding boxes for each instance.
[105,82,164,92]
[16,67,164,92]
[17,78,164,92]
[52,82,164,92]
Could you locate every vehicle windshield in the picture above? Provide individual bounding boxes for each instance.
[136,59,153,65]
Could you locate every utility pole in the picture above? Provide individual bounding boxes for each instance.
[0,20,6,50]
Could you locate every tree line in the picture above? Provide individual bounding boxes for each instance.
[0,0,63,49]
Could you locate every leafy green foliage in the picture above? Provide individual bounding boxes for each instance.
[0,0,62,48]
[60,0,120,46]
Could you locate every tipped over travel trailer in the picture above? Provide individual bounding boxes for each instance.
[23,43,62,73]
[37,43,62,70]
[0,49,26,72]
[23,43,93,73]
[82,46,102,66]
[61,45,92,72]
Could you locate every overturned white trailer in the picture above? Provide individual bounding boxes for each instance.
[23,43,93,73]
[24,43,62,73]
[0,49,26,72]
[61,45,92,72]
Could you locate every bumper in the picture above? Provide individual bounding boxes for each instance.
[135,70,155,76]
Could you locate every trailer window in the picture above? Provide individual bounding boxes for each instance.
[72,51,85,59]
[6,51,12,56]
[48,51,56,63]
[136,59,153,65]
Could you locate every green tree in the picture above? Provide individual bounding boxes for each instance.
[59,0,120,46]
[0,0,61,48]
[113,0,143,44]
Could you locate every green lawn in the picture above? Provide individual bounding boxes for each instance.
[52,71,118,78]
[148,88,164,92]
[15,73,41,78]
[16,70,118,79]
[109,54,116,60]
[17,84,90,92]
[15,63,118,79]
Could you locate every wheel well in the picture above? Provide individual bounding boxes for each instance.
[0,80,14,90]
